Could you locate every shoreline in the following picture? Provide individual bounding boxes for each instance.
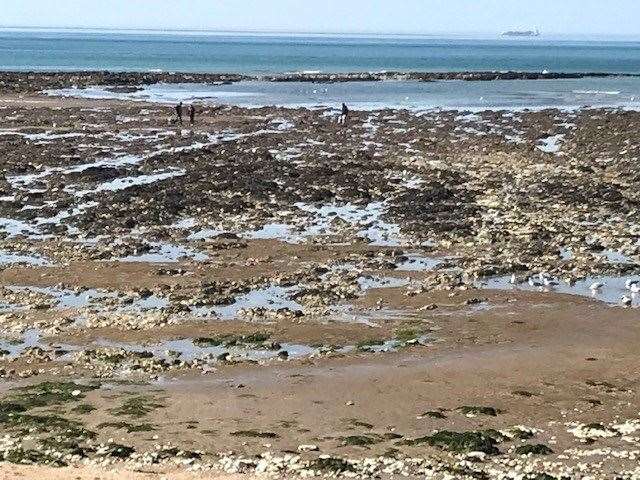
[2,70,640,94]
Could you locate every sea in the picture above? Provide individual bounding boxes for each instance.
[6,28,640,110]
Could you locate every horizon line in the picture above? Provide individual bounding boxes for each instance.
[1,24,639,39]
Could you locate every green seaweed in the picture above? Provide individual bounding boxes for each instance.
[38,436,92,457]
[108,395,165,418]
[512,390,538,398]
[458,405,501,417]
[3,448,68,467]
[341,435,381,447]
[71,404,96,414]
[0,402,27,415]
[482,429,509,442]
[394,328,423,342]
[309,457,356,473]
[506,427,536,440]
[401,430,500,454]
[98,421,155,433]
[0,412,95,440]
[356,339,385,351]
[8,382,99,409]
[420,410,447,419]
[343,418,374,430]
[97,443,135,459]
[515,444,554,455]
[231,429,279,438]
[194,333,271,348]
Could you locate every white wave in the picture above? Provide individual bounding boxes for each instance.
[573,90,621,95]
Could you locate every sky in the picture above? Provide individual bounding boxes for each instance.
[2,0,639,36]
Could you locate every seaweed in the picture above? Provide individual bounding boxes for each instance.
[400,430,500,455]
[3,448,68,467]
[419,410,447,419]
[98,421,155,433]
[194,333,271,348]
[458,405,501,417]
[309,457,356,473]
[515,444,554,455]
[394,328,423,342]
[341,435,380,447]
[8,382,99,409]
[108,395,165,418]
[231,429,279,438]
[356,339,385,351]
[97,443,135,459]
[71,404,96,414]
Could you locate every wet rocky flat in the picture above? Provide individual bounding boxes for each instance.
[0,74,639,479]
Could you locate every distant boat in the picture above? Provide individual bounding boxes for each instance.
[502,28,541,38]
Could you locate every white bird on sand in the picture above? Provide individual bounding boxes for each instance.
[625,279,639,290]
[590,282,606,291]
[630,284,640,294]
[543,277,559,287]
[622,295,633,308]
[510,274,517,285]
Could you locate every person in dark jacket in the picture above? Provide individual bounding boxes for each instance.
[338,102,349,125]
[175,102,183,123]
[188,104,196,125]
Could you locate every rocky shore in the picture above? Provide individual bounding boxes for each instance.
[0,69,636,94]
[0,85,638,479]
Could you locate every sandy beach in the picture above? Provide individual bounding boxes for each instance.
[0,73,638,479]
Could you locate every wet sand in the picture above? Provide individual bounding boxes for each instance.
[0,464,245,480]
[0,75,639,479]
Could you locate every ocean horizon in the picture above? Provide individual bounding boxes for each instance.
[2,28,640,74]
[3,26,640,41]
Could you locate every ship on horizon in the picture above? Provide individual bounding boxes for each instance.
[502,28,541,38]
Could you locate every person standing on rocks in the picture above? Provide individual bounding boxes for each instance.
[175,102,183,124]
[338,102,349,125]
[188,104,196,125]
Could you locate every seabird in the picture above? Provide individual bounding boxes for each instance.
[622,295,633,308]
[590,282,606,291]
[510,274,517,285]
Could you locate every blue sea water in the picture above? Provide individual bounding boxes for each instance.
[2,29,640,74]
[54,78,640,111]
